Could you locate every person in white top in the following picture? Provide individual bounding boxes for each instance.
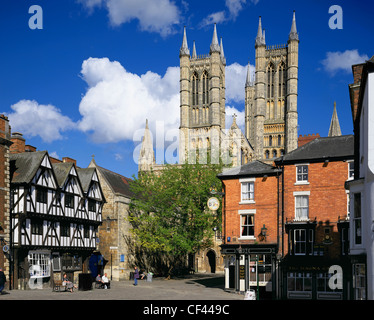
[102,273,110,289]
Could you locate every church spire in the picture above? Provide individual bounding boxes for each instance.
[245,62,253,87]
[220,37,226,65]
[138,119,155,172]
[289,10,299,41]
[255,16,266,47]
[328,102,342,137]
[179,26,190,57]
[210,23,220,54]
[192,40,197,59]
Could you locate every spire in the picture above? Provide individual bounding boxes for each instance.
[255,16,266,47]
[245,62,253,87]
[328,102,342,137]
[210,23,220,54]
[192,40,197,59]
[289,10,299,41]
[179,26,190,57]
[220,37,226,65]
[138,119,155,171]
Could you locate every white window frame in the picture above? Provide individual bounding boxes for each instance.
[295,164,309,185]
[28,250,51,278]
[239,178,255,204]
[293,228,313,255]
[238,209,256,239]
[347,160,354,180]
[294,191,310,221]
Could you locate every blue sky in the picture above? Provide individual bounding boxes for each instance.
[0,0,373,179]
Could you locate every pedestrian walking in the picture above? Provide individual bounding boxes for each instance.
[133,266,139,286]
[0,268,6,294]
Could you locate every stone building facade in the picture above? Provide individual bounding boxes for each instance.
[88,158,134,281]
[0,115,12,288]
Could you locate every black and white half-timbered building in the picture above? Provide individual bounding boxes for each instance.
[9,150,105,289]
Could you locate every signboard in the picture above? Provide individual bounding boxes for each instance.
[207,197,220,211]
[239,265,245,280]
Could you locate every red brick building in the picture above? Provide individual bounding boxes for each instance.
[275,135,354,300]
[219,135,354,299]
[218,161,281,299]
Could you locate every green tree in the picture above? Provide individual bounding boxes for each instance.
[128,161,223,276]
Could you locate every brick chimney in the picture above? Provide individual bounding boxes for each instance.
[0,114,11,141]
[25,145,37,152]
[349,63,364,124]
[10,132,26,154]
[63,157,76,166]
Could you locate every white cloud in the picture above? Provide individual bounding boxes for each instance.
[79,0,180,37]
[225,105,245,131]
[322,49,369,75]
[78,58,251,144]
[200,11,227,27]
[225,0,247,20]
[6,100,76,143]
[200,0,248,27]
[77,57,180,143]
[49,151,60,159]
[226,62,254,103]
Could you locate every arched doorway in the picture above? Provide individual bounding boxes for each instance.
[206,250,216,273]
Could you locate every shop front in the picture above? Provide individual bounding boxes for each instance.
[281,256,351,300]
[221,244,278,300]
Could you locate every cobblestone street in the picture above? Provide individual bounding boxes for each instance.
[0,273,243,301]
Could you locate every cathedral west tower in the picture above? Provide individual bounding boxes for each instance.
[179,24,227,165]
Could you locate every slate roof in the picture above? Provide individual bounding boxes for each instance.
[52,162,74,188]
[10,151,48,184]
[217,160,280,179]
[77,167,97,193]
[95,165,134,198]
[275,135,354,164]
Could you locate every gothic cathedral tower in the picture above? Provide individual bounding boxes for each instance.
[179,25,226,164]
[246,11,299,161]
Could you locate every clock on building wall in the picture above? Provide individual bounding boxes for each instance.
[207,197,220,211]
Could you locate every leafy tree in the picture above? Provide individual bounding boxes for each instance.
[128,161,223,276]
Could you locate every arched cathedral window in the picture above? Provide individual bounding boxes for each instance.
[267,63,275,99]
[202,71,209,105]
[278,62,286,98]
[192,72,199,106]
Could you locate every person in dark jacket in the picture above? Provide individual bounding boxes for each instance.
[0,268,6,294]
[133,266,139,286]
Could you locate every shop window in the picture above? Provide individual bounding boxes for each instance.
[287,272,312,292]
[28,251,51,278]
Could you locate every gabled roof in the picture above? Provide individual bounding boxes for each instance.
[218,160,280,179]
[52,162,75,188]
[10,151,49,184]
[94,164,134,198]
[275,135,354,164]
[77,167,97,193]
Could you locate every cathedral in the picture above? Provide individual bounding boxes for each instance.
[139,11,300,172]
